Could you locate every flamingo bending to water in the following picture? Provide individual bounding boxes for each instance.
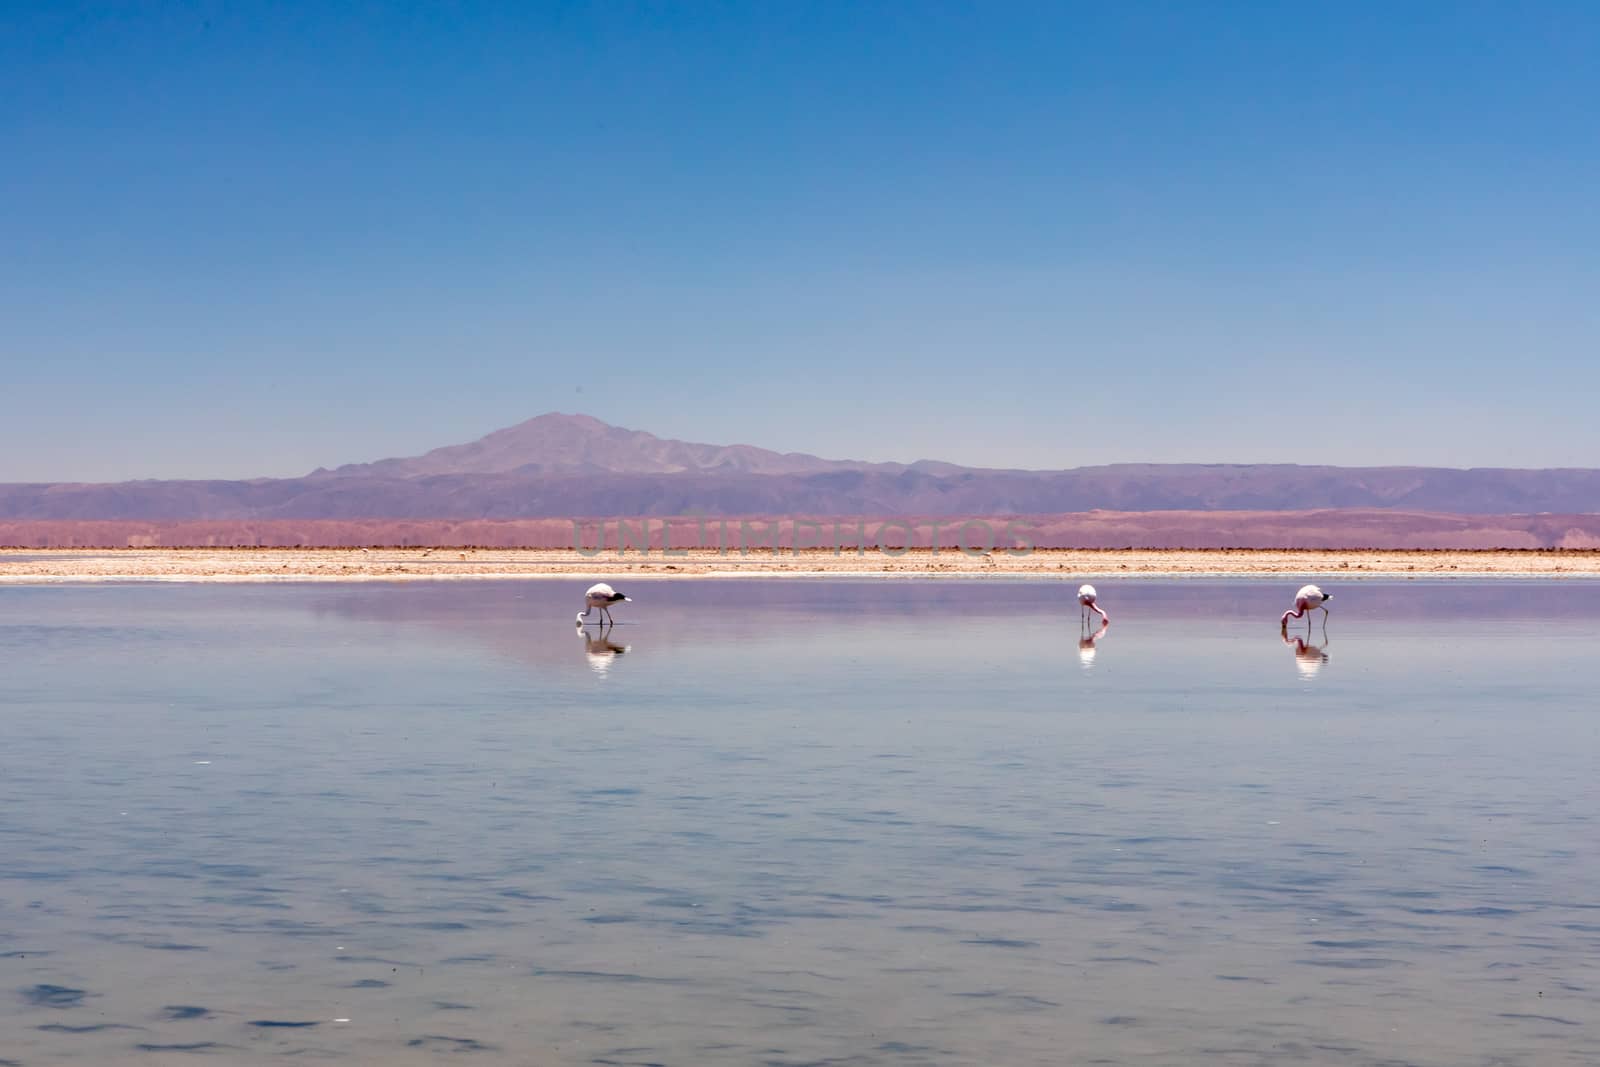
[1280,584,1330,629]
[577,582,630,625]
[1078,585,1109,625]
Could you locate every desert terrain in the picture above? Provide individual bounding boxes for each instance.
[3,546,1597,583]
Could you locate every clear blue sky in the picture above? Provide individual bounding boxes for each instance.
[3,1,1597,481]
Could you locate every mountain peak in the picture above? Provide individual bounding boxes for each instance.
[310,413,909,480]
[503,412,609,432]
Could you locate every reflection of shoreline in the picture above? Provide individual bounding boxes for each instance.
[6,547,1600,584]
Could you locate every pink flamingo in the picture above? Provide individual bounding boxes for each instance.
[577,582,631,626]
[1078,584,1109,626]
[1280,584,1330,630]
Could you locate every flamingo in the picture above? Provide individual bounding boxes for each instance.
[1078,584,1109,626]
[577,582,630,625]
[1280,584,1330,630]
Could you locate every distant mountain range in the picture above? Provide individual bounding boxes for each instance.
[4,412,1600,520]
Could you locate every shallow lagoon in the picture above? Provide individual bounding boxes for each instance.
[1,580,1596,1065]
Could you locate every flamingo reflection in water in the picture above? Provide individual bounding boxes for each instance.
[1078,618,1109,669]
[1282,629,1328,678]
[578,626,630,675]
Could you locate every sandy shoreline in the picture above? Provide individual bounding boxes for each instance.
[3,546,1600,583]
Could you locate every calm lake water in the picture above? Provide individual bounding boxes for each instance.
[1,580,1596,1066]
